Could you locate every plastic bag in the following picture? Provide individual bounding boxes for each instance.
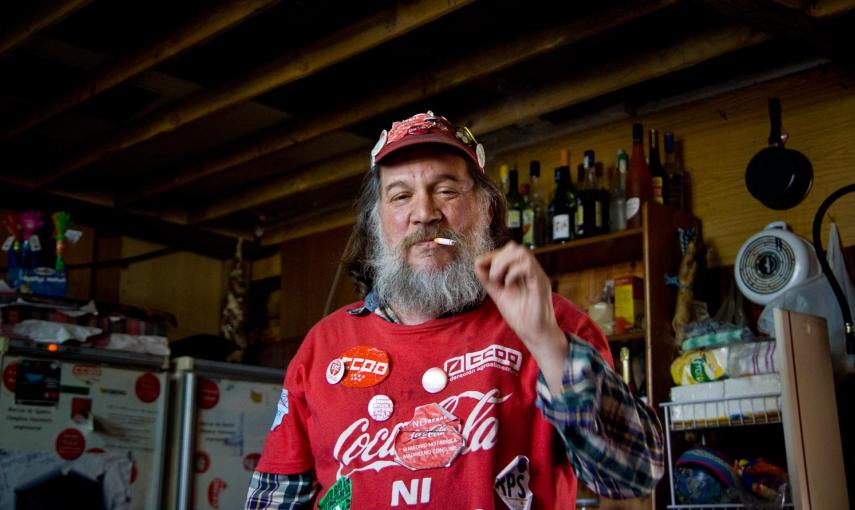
[758,222,855,380]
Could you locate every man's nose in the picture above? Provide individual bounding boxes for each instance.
[411,192,442,225]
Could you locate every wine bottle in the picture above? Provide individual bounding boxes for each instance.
[649,128,667,205]
[506,167,525,243]
[577,150,603,238]
[596,159,610,234]
[625,123,652,228]
[549,156,575,244]
[523,161,546,249]
[664,132,685,210]
[499,164,510,195]
[609,149,628,232]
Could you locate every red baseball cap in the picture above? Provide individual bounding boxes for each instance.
[370,111,486,171]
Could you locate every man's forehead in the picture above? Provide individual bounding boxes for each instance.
[378,150,472,184]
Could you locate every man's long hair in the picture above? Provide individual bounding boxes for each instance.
[342,156,509,298]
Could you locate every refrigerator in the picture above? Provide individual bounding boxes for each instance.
[0,336,170,510]
[166,356,284,510]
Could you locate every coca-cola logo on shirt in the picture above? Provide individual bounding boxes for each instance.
[333,388,511,478]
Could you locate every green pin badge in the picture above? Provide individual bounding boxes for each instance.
[319,476,352,510]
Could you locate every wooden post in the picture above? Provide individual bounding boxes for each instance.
[0,0,92,58]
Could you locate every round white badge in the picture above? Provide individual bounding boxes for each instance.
[422,367,448,394]
[368,394,394,422]
[476,143,486,169]
[326,358,345,385]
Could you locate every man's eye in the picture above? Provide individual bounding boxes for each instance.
[437,189,458,197]
[390,193,410,202]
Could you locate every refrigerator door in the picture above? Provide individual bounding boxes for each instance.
[0,341,169,510]
[169,357,284,510]
[774,309,849,509]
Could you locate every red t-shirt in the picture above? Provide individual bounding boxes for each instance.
[258,294,612,509]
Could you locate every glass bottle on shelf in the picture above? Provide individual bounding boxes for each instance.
[548,154,575,244]
[523,160,546,249]
[625,123,652,228]
[499,164,510,195]
[664,131,685,211]
[597,162,610,234]
[577,150,603,238]
[649,128,667,205]
[505,166,525,244]
[609,149,628,232]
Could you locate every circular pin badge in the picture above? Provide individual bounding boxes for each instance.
[340,345,390,388]
[476,143,486,169]
[422,367,448,394]
[368,394,394,422]
[326,358,345,385]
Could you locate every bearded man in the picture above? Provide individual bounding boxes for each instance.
[246,112,664,510]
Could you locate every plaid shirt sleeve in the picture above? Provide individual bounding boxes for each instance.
[245,470,318,510]
[535,334,665,499]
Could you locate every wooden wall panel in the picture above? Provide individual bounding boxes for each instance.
[492,65,855,266]
[119,237,225,339]
[279,224,358,340]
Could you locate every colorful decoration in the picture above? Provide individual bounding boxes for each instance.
[4,214,22,251]
[52,212,73,271]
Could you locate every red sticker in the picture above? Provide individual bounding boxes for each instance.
[135,373,161,403]
[208,478,227,509]
[199,378,220,409]
[195,451,211,473]
[243,453,261,471]
[394,403,464,470]
[3,363,17,393]
[340,345,390,388]
[55,428,86,460]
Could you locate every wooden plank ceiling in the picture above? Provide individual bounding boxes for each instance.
[1,0,854,259]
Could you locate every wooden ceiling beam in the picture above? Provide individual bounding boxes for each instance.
[463,23,769,135]
[809,0,855,17]
[0,0,92,58]
[254,24,769,245]
[189,149,367,224]
[157,0,679,214]
[262,208,357,246]
[0,0,282,142]
[35,0,475,188]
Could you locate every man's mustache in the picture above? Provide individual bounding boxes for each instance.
[401,227,462,250]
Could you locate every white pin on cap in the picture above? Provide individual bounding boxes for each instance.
[422,367,448,394]
[368,394,394,422]
[326,358,345,385]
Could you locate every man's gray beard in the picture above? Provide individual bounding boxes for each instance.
[368,211,494,319]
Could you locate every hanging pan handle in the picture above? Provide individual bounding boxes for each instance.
[768,97,784,147]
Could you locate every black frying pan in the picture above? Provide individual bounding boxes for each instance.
[745,97,813,210]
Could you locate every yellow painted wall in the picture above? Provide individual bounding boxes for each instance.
[492,65,855,266]
[119,237,225,339]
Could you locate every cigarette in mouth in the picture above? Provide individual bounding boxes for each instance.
[433,237,456,246]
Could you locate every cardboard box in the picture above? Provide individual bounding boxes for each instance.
[614,276,643,334]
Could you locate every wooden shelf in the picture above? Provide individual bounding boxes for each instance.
[533,227,643,274]
[607,331,646,343]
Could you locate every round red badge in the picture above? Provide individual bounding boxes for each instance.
[135,372,161,403]
[198,378,220,409]
[208,478,227,509]
[55,428,86,460]
[326,358,345,385]
[394,403,464,470]
[195,451,211,473]
[3,362,17,393]
[340,345,390,388]
[243,453,261,471]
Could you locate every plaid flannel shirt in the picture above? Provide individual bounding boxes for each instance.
[245,297,664,508]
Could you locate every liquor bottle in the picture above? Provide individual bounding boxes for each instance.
[574,163,586,238]
[596,161,610,234]
[609,149,628,232]
[499,164,510,195]
[625,123,652,228]
[505,167,525,243]
[664,131,685,210]
[577,150,603,238]
[620,347,632,387]
[523,161,547,249]
[649,129,667,205]
[549,158,575,244]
